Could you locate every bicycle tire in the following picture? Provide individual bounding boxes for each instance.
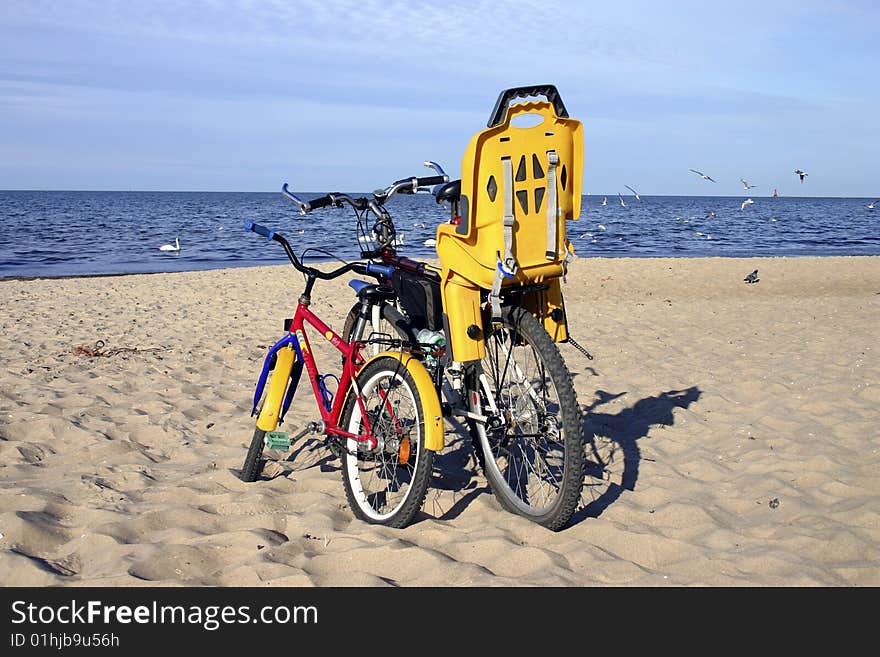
[471,305,584,531]
[339,355,434,528]
[240,426,266,482]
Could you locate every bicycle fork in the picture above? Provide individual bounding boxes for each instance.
[252,336,303,432]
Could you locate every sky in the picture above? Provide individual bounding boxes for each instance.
[1,0,878,197]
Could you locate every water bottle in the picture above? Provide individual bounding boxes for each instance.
[415,328,446,368]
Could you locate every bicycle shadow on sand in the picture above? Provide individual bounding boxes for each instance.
[252,386,702,529]
[570,385,702,525]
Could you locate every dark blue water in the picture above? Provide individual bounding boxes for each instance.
[0,191,877,278]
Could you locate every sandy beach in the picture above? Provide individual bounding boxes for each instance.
[1,255,878,587]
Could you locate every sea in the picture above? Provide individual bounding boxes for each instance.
[0,190,877,279]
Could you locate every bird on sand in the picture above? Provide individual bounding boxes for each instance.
[159,237,180,252]
[743,269,759,284]
[625,185,641,200]
[689,169,716,182]
[741,178,757,190]
[795,169,808,182]
[741,198,754,211]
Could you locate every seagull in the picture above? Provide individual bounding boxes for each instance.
[597,224,606,231]
[618,193,626,207]
[741,198,754,211]
[743,269,759,284]
[625,185,641,200]
[601,196,607,206]
[704,211,717,219]
[741,178,757,190]
[413,222,426,228]
[867,199,878,209]
[690,169,716,182]
[159,236,180,252]
[423,238,437,247]
[795,169,808,182]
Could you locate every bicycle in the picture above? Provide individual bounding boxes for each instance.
[237,219,444,529]
[281,165,585,531]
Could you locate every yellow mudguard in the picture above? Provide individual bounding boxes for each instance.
[256,345,296,432]
[357,351,445,451]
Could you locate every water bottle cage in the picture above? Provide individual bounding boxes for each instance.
[318,374,339,411]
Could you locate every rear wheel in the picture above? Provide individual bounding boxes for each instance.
[470,305,584,531]
[339,355,434,528]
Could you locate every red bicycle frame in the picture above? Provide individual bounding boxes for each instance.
[252,298,382,449]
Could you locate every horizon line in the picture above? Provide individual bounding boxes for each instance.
[0,189,875,200]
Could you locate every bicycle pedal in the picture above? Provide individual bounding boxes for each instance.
[264,431,292,451]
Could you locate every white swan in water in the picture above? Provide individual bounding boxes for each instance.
[159,237,180,252]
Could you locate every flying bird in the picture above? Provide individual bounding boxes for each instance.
[743,269,759,284]
[618,193,626,207]
[741,178,757,190]
[704,211,716,219]
[690,169,716,182]
[625,185,641,200]
[159,236,180,252]
[867,199,878,209]
[601,196,607,206]
[741,198,754,211]
[795,169,808,182]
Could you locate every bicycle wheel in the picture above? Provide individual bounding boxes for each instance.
[339,355,435,527]
[240,426,266,482]
[470,305,584,531]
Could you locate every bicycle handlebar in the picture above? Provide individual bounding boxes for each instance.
[244,220,385,282]
[281,184,336,215]
[282,161,449,216]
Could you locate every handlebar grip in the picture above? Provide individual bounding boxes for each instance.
[243,220,275,241]
[307,194,334,211]
[416,176,447,187]
[365,262,395,278]
[487,84,568,127]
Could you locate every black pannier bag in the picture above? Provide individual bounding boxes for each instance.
[391,269,444,332]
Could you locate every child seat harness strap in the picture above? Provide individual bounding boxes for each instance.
[490,156,518,322]
[545,150,559,260]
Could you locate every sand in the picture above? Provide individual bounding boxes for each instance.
[0,255,878,587]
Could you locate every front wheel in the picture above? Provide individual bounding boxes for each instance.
[240,426,266,482]
[470,305,584,531]
[339,355,435,528]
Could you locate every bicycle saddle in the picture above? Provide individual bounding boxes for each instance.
[349,281,396,303]
[433,179,461,204]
